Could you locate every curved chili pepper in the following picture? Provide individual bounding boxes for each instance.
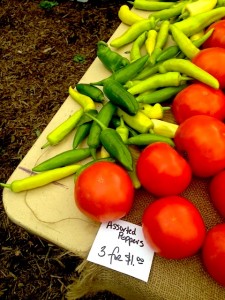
[129,0,175,11]
[110,19,156,49]
[118,4,145,26]
[32,148,91,172]
[41,108,84,149]
[150,20,170,64]
[97,41,130,73]
[76,83,104,103]
[69,87,96,111]
[117,108,153,134]
[156,28,214,62]
[85,112,133,171]
[128,72,190,95]
[173,7,225,37]
[158,58,219,89]
[130,31,147,62]
[0,164,82,193]
[126,133,175,147]
[91,54,149,86]
[136,85,187,104]
[72,109,98,148]
[170,24,200,60]
[87,102,116,158]
[103,78,139,115]
[149,1,187,20]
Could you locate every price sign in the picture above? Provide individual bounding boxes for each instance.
[87,219,154,282]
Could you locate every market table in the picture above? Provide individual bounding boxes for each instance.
[3,8,225,300]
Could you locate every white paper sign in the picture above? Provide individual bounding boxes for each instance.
[87,219,154,282]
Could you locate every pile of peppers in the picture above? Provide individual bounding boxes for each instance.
[1,0,225,192]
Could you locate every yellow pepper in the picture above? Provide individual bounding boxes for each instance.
[118,4,145,26]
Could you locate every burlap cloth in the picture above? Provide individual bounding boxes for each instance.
[66,176,225,300]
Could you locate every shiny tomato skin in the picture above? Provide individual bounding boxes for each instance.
[174,115,225,178]
[202,224,225,287]
[209,170,225,218]
[172,83,225,124]
[202,20,225,49]
[136,142,192,197]
[192,47,225,89]
[75,161,134,222]
[142,196,206,259]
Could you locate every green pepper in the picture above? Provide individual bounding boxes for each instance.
[128,72,190,95]
[75,83,104,103]
[41,108,84,149]
[72,109,98,148]
[91,54,149,86]
[103,79,139,116]
[151,119,178,138]
[110,19,156,49]
[96,41,130,72]
[173,7,225,37]
[136,84,188,104]
[32,148,91,172]
[87,102,117,158]
[126,133,175,147]
[85,112,133,171]
[0,164,81,193]
[134,62,160,80]
[158,58,219,89]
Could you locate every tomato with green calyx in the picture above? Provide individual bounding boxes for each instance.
[172,83,225,124]
[142,196,206,259]
[174,115,225,178]
[202,20,225,49]
[74,161,134,223]
[202,223,225,287]
[192,47,225,89]
[209,170,225,218]
[136,142,192,197]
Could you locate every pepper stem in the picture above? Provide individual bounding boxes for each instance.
[0,183,11,189]
[84,112,107,130]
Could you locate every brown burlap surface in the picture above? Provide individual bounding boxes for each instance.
[66,177,225,300]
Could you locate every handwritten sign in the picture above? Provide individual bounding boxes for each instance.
[87,219,154,282]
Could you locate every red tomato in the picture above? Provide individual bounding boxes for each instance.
[142,196,206,259]
[172,83,225,124]
[202,223,225,287]
[136,142,192,197]
[202,20,225,49]
[192,47,225,89]
[209,170,225,218]
[174,115,225,178]
[74,161,134,222]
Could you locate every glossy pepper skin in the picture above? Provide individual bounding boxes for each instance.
[85,112,133,171]
[32,148,91,172]
[103,79,139,116]
[0,164,81,193]
[97,41,130,73]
